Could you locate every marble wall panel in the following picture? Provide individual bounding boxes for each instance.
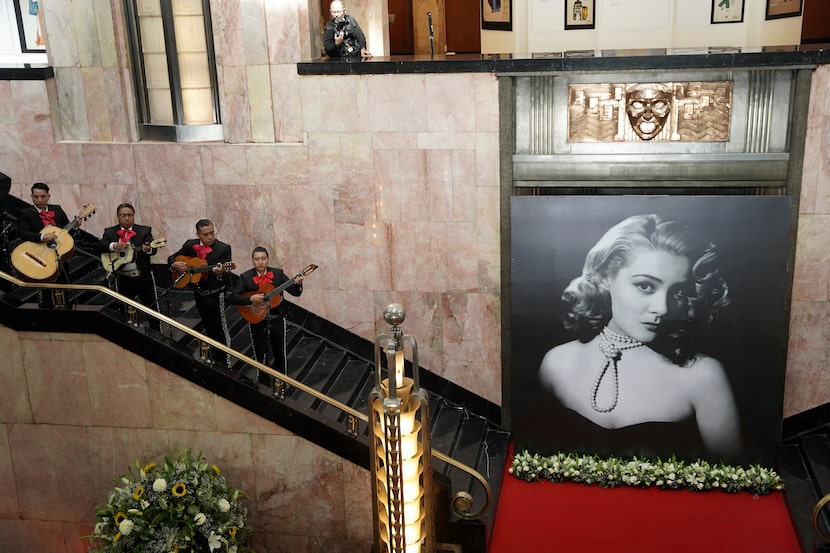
[0,327,31,424]
[147,364,218,431]
[425,149,455,221]
[203,144,250,186]
[80,68,112,142]
[251,434,351,538]
[9,424,95,520]
[21,337,92,426]
[241,0,269,66]
[298,76,328,133]
[54,68,90,142]
[94,0,118,68]
[221,65,254,144]
[248,64,276,143]
[791,214,830,302]
[334,222,369,290]
[84,340,151,428]
[442,292,502,403]
[271,64,304,143]
[451,149,477,222]
[41,0,79,68]
[784,300,830,416]
[365,75,428,133]
[475,132,500,188]
[210,0,243,65]
[0,426,21,518]
[266,2,302,65]
[363,220,394,291]
[73,0,101,68]
[82,143,138,188]
[474,73,500,133]
[426,73,477,133]
[0,519,67,553]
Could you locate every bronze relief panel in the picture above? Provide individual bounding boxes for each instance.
[568,81,733,142]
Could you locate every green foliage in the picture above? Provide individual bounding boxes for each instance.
[510,450,784,496]
[87,449,253,553]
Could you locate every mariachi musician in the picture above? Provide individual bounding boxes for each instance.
[168,219,232,363]
[99,202,160,330]
[228,246,303,389]
[16,182,81,306]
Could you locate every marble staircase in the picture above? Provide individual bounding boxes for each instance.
[0,205,509,552]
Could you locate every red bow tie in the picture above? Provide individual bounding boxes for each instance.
[193,244,212,259]
[117,228,136,243]
[39,210,55,226]
[253,271,274,287]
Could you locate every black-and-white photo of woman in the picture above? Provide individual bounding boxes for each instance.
[510,196,792,466]
[537,213,740,458]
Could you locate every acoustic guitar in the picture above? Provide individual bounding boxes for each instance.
[237,264,318,324]
[11,203,96,282]
[172,255,236,289]
[101,238,167,274]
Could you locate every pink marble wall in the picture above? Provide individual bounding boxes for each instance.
[0,326,373,553]
[784,63,830,417]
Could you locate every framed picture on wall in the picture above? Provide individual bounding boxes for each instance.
[711,0,745,24]
[12,0,46,52]
[481,0,511,31]
[765,0,803,20]
[565,0,595,30]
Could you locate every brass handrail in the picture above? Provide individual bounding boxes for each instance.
[0,269,495,519]
[812,492,830,542]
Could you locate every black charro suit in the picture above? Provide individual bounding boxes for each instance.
[228,266,302,382]
[15,204,74,305]
[100,223,159,329]
[168,238,232,358]
[16,203,71,242]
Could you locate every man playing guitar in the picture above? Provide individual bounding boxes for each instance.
[99,203,161,330]
[228,246,304,391]
[168,219,232,364]
[15,182,82,307]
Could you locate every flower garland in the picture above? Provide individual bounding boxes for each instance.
[87,449,252,553]
[509,450,784,496]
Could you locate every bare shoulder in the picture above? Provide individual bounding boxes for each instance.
[683,354,731,393]
[539,340,585,390]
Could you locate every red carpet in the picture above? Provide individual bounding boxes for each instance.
[489,447,802,553]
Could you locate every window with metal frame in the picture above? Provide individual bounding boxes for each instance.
[123,0,222,142]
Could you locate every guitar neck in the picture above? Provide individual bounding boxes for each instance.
[191,264,220,274]
[263,274,301,300]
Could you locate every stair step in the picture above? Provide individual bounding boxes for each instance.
[430,398,465,473]
[776,442,820,550]
[286,335,324,380]
[316,358,374,420]
[290,347,348,407]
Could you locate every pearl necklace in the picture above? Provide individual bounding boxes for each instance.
[591,327,644,413]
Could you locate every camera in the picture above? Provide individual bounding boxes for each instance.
[334,16,350,35]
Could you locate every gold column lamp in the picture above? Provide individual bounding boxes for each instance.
[370,304,434,553]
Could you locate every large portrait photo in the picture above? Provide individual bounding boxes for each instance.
[510,196,792,466]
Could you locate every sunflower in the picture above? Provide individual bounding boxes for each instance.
[212,464,221,476]
[172,483,187,497]
[228,527,237,536]
[132,486,144,500]
[114,512,127,524]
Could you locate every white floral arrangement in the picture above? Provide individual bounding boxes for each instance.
[509,450,785,495]
[87,449,252,553]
